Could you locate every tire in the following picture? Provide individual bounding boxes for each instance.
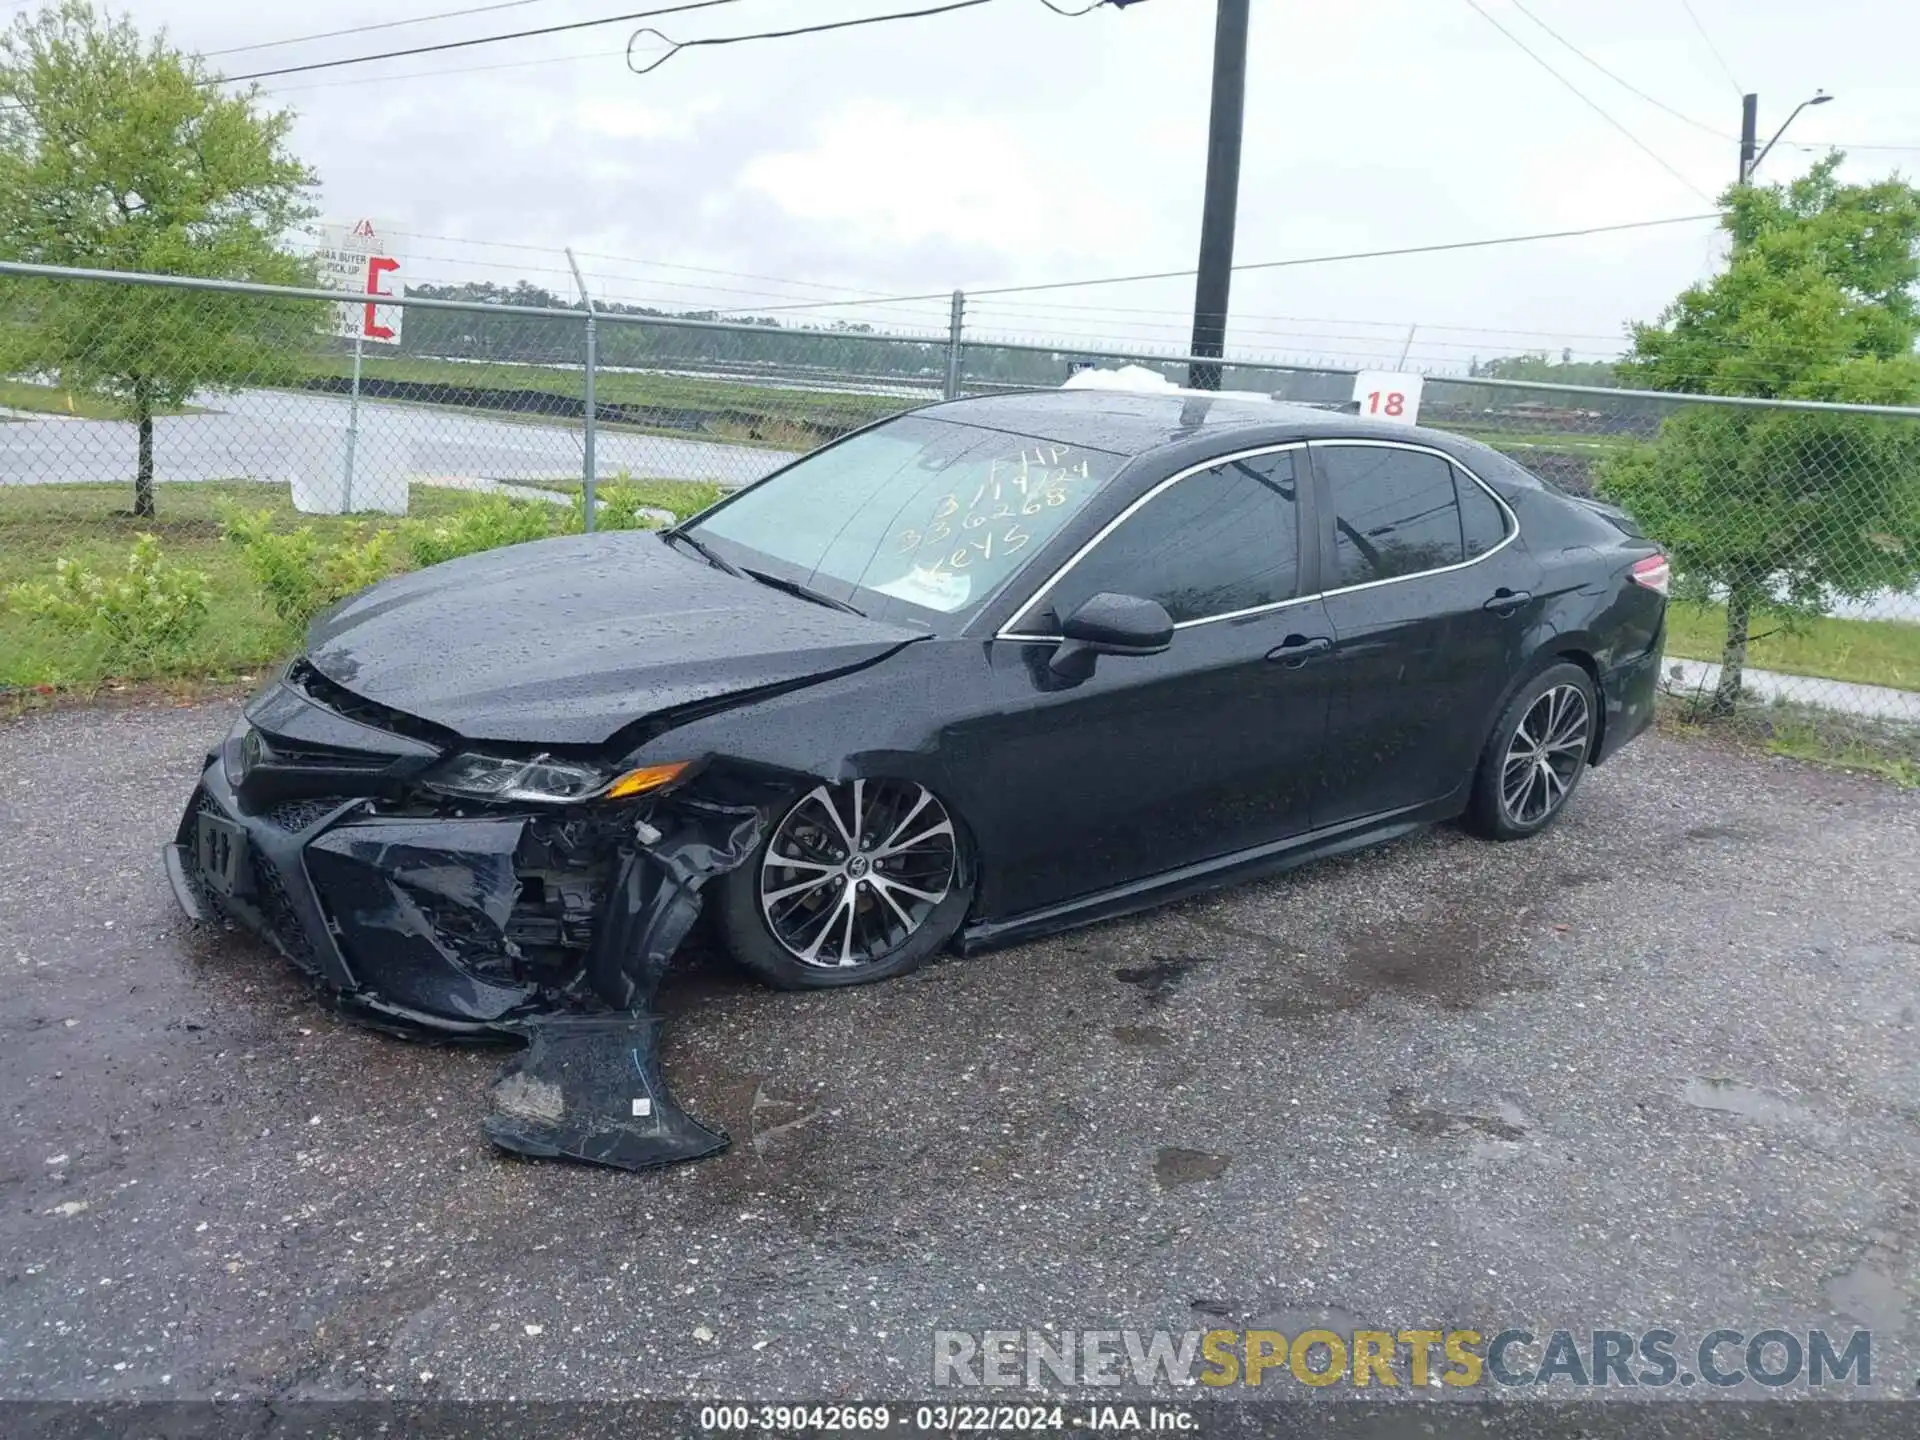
[714,778,974,990]
[1465,662,1597,841]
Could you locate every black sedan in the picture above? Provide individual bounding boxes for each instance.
[167,390,1665,1163]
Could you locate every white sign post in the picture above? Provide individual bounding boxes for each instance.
[315,219,404,513]
[1351,370,1424,426]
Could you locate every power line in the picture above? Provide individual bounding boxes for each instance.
[215,0,747,85]
[1677,0,1743,98]
[1460,0,1713,201]
[252,43,626,94]
[626,0,1000,75]
[200,0,559,59]
[1790,139,1920,153]
[706,212,1723,314]
[1507,0,1731,139]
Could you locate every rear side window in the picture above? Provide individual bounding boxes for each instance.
[1037,449,1301,626]
[1456,468,1510,557]
[1319,445,1464,586]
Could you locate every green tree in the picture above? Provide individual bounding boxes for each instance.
[0,2,319,516]
[1601,157,1920,714]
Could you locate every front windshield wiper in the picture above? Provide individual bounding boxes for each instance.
[741,567,866,618]
[663,527,748,580]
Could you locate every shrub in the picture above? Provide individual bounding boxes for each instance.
[221,508,398,630]
[404,495,568,569]
[575,481,669,533]
[5,533,211,663]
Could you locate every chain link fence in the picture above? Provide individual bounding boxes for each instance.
[3,261,1917,754]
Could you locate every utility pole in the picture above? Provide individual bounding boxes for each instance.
[1188,0,1250,391]
[1737,92,1758,185]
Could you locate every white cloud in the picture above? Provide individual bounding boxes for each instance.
[106,0,1920,361]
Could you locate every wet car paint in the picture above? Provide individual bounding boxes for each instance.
[304,528,925,746]
[165,390,1666,1173]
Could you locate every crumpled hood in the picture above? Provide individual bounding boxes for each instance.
[304,530,922,745]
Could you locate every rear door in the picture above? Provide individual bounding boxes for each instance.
[1308,440,1538,827]
[957,445,1335,915]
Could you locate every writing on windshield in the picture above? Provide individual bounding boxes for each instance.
[886,445,1097,581]
[689,418,1122,622]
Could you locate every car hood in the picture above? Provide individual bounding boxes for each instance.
[304,530,924,746]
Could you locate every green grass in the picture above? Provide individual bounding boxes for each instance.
[1448,425,1639,457]
[0,478,725,692]
[1663,600,1920,693]
[1657,692,1920,788]
[496,475,728,518]
[297,353,909,439]
[0,379,198,420]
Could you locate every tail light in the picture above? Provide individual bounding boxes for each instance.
[1629,553,1670,597]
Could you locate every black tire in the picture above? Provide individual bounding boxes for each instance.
[714,779,974,990]
[1465,661,1597,841]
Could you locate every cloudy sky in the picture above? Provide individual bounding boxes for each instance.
[116,0,1920,370]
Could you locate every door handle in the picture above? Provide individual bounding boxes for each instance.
[1483,588,1533,614]
[1266,634,1333,667]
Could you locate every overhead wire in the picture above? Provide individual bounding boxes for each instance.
[200,0,561,58]
[1459,0,1714,201]
[625,0,997,75]
[1677,0,1744,98]
[252,44,628,94]
[1506,0,1732,138]
[214,0,748,85]
[698,212,1724,315]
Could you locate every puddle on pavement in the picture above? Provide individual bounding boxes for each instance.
[1114,956,1211,1005]
[1111,1023,1173,1048]
[1555,869,1612,890]
[1253,983,1368,1021]
[1153,1147,1230,1187]
[1388,1086,1531,1141]
[1345,916,1549,1011]
[1822,1253,1910,1334]
[1682,1077,1820,1132]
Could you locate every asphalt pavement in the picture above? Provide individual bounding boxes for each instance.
[2,700,1918,1410]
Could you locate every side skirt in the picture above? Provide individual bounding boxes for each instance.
[957,788,1467,955]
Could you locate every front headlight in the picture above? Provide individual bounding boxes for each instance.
[422,752,689,805]
[223,720,264,789]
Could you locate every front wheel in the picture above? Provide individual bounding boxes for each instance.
[714,778,973,990]
[1465,662,1596,841]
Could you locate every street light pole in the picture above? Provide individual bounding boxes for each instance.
[1739,89,1833,186]
[1187,0,1250,391]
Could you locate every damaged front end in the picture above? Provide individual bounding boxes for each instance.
[166,661,764,1171]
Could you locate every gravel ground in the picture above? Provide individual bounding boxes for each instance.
[1,700,1917,1413]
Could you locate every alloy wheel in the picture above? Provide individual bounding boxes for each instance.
[1500,683,1590,827]
[759,780,957,969]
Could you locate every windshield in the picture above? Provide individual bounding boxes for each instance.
[685,415,1126,626]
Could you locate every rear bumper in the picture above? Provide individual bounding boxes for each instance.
[1593,635,1662,765]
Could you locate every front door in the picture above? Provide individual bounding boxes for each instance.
[948,446,1337,919]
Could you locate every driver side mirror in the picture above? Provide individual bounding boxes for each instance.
[1049,592,1174,680]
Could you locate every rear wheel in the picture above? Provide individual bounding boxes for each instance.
[1466,662,1596,840]
[715,778,972,989]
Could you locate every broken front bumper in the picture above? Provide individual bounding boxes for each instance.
[166,673,762,1169]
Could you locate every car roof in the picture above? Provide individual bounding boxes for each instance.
[919,388,1455,459]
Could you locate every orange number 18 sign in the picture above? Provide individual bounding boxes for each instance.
[1351,370,1424,426]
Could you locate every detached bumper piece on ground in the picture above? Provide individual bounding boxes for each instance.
[165,662,761,1173]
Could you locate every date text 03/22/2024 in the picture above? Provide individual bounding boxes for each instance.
[696,1405,1194,1432]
